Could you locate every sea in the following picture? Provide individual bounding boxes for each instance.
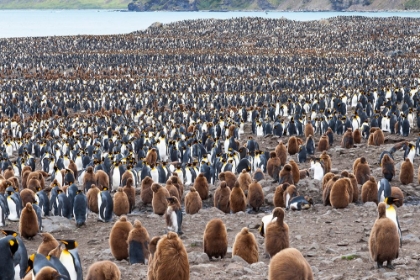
[1,9,420,38]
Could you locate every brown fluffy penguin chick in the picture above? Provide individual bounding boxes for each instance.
[37,232,59,256]
[287,136,299,155]
[369,202,400,269]
[237,169,252,193]
[283,184,298,209]
[127,219,151,264]
[247,179,264,212]
[274,183,290,208]
[341,128,354,149]
[330,178,351,209]
[27,177,41,193]
[323,175,339,206]
[95,170,109,190]
[268,248,314,280]
[400,158,414,185]
[320,151,332,173]
[113,187,130,216]
[391,187,404,207]
[304,122,314,138]
[322,172,335,191]
[86,184,100,213]
[83,166,96,192]
[289,159,300,185]
[20,202,39,239]
[203,218,228,260]
[279,164,294,185]
[275,141,287,166]
[152,183,170,215]
[229,181,247,213]
[145,148,158,166]
[35,267,62,280]
[299,169,310,179]
[109,215,133,260]
[3,166,14,179]
[340,171,354,202]
[381,154,395,182]
[166,179,181,202]
[267,152,281,181]
[348,173,359,203]
[361,176,378,204]
[371,127,385,146]
[147,236,161,280]
[355,157,371,185]
[318,135,330,151]
[185,187,202,214]
[265,207,289,258]
[123,178,136,213]
[232,227,259,264]
[170,175,184,199]
[152,232,189,280]
[86,261,121,280]
[141,176,154,205]
[353,128,362,144]
[192,173,209,200]
[20,188,36,206]
[213,181,231,213]
[218,171,236,189]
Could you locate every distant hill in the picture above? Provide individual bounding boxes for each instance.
[0,0,419,10]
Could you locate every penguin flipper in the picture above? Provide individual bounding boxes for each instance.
[129,240,145,264]
[70,251,83,280]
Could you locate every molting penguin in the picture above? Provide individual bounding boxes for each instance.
[203,218,228,260]
[97,187,113,222]
[265,207,289,258]
[109,215,133,261]
[185,187,202,215]
[213,181,231,214]
[232,227,259,264]
[165,196,183,235]
[369,202,399,269]
[128,219,150,265]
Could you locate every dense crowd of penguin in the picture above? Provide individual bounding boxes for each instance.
[1,15,420,279]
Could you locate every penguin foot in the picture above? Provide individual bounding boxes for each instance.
[263,253,270,259]
[386,262,395,270]
[376,262,383,269]
[177,231,184,235]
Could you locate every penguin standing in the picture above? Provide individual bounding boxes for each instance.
[203,218,228,260]
[385,197,402,247]
[56,189,72,219]
[0,236,19,280]
[86,261,121,280]
[6,186,21,221]
[109,216,133,261]
[369,202,399,269]
[1,230,28,280]
[73,190,87,227]
[97,187,113,222]
[128,219,151,265]
[0,193,9,226]
[268,248,313,280]
[232,227,259,264]
[165,196,183,235]
[19,202,39,239]
[59,240,83,280]
[265,207,289,258]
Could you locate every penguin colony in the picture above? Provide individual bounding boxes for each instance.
[1,16,420,278]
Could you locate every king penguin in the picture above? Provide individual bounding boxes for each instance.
[1,230,28,280]
[73,190,87,227]
[6,186,21,221]
[98,187,113,222]
[385,196,402,247]
[377,178,391,203]
[0,235,19,280]
[59,240,83,280]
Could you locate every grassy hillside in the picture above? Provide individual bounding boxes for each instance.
[0,0,418,9]
[0,0,132,9]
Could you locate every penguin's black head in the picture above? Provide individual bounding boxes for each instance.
[385,196,399,206]
[60,239,78,250]
[7,237,19,256]
[1,230,18,237]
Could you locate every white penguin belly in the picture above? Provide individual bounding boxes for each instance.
[97,193,103,220]
[168,210,178,233]
[60,251,77,280]
[7,197,19,221]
